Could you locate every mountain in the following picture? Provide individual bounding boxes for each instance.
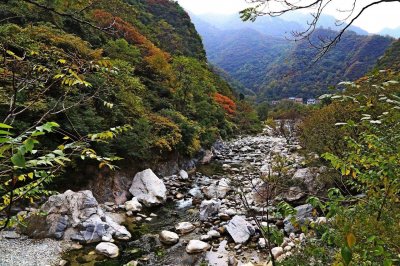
[280,12,369,35]
[376,38,400,70]
[0,0,261,165]
[191,13,393,100]
[380,27,400,38]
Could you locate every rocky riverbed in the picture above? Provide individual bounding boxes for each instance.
[2,127,329,266]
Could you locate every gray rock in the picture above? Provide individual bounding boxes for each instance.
[20,190,131,243]
[200,150,213,164]
[226,216,255,244]
[129,169,167,207]
[124,197,142,212]
[271,247,283,259]
[179,170,189,180]
[188,186,203,199]
[203,178,231,199]
[186,240,210,253]
[207,230,221,238]
[159,230,179,245]
[258,238,267,249]
[199,199,221,221]
[284,204,314,233]
[95,242,119,258]
[175,222,195,234]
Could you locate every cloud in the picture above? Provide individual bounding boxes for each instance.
[177,0,400,33]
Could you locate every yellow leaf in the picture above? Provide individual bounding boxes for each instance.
[347,232,356,248]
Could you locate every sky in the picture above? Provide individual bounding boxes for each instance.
[177,0,400,33]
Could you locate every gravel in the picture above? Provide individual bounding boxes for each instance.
[0,232,67,266]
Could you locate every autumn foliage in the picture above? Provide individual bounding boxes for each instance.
[213,93,236,115]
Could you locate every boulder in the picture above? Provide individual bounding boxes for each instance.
[199,199,221,221]
[186,240,211,254]
[124,197,142,212]
[95,242,119,258]
[159,230,179,245]
[281,186,305,202]
[226,216,255,244]
[203,178,231,199]
[129,169,167,207]
[284,204,314,233]
[175,222,195,234]
[20,190,131,243]
[200,150,213,164]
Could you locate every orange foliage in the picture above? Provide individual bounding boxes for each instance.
[213,93,236,115]
[92,10,174,80]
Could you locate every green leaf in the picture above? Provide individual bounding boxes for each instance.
[24,138,36,153]
[341,246,352,266]
[0,130,12,135]
[0,123,12,129]
[11,152,26,168]
[383,259,393,266]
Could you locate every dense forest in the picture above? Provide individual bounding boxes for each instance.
[192,13,395,100]
[0,0,261,166]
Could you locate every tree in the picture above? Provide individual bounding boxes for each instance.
[242,0,400,58]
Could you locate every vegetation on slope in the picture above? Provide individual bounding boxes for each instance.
[0,0,262,226]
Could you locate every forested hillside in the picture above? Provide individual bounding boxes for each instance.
[192,14,394,100]
[0,0,261,167]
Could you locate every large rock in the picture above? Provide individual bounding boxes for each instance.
[20,190,131,243]
[129,169,167,207]
[226,216,255,244]
[186,240,211,253]
[284,204,314,233]
[96,242,119,258]
[159,230,179,245]
[203,178,231,199]
[199,199,221,221]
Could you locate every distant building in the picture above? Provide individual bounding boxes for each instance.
[295,98,303,104]
[271,100,280,105]
[307,98,321,105]
[307,98,316,105]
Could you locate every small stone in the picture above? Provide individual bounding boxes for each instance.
[159,230,179,245]
[316,217,327,225]
[284,245,292,252]
[200,234,212,241]
[3,231,20,239]
[150,213,158,217]
[258,238,267,249]
[145,218,152,222]
[95,242,119,258]
[59,260,68,266]
[186,240,211,254]
[179,170,189,179]
[124,197,142,212]
[175,222,196,234]
[218,213,231,221]
[176,193,184,199]
[71,243,83,250]
[271,247,284,259]
[207,230,221,238]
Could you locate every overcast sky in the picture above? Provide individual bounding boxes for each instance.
[177,0,400,33]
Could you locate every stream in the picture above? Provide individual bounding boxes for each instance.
[63,128,309,266]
